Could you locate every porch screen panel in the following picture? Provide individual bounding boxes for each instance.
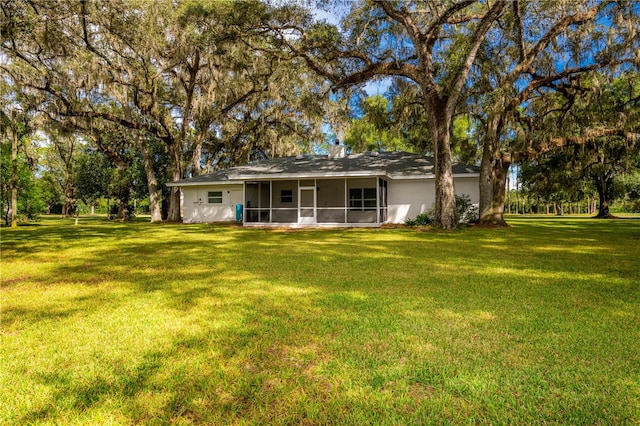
[272,209,297,223]
[258,182,270,208]
[245,182,270,223]
[317,179,346,223]
[346,178,378,223]
[271,180,298,223]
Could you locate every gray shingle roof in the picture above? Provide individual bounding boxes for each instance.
[169,151,480,186]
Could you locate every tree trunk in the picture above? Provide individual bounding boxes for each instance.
[11,124,18,228]
[167,141,183,222]
[595,175,612,218]
[63,182,74,217]
[115,185,130,220]
[429,106,457,229]
[507,175,511,214]
[479,115,501,224]
[479,154,510,225]
[479,142,494,222]
[167,181,182,222]
[136,136,162,223]
[161,188,170,221]
[191,138,203,177]
[482,154,511,226]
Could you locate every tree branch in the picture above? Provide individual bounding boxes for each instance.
[513,128,639,162]
[513,2,608,78]
[333,60,420,89]
[512,0,526,63]
[447,1,507,114]
[422,1,476,50]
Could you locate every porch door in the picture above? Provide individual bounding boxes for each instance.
[298,187,316,224]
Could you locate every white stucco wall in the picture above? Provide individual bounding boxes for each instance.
[387,179,435,223]
[386,176,479,224]
[454,177,480,205]
[182,185,244,223]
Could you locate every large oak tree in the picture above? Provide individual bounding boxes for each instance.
[2,0,326,222]
[472,1,640,225]
[290,0,639,228]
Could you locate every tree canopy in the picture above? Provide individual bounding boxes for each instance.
[1,0,638,226]
[2,0,329,221]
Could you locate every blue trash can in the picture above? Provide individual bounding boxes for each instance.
[235,204,243,222]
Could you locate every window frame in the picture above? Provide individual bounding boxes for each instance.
[207,191,223,204]
[349,187,377,211]
[280,189,293,204]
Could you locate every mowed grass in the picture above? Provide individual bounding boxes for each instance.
[1,216,639,425]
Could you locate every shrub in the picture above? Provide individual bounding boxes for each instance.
[456,194,479,224]
[405,194,478,227]
[405,210,433,226]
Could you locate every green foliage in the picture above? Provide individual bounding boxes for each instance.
[73,148,112,207]
[388,80,432,155]
[343,95,412,153]
[2,0,329,222]
[451,115,481,164]
[404,211,433,226]
[455,194,478,224]
[37,172,64,214]
[0,142,45,224]
[405,194,478,227]
[521,72,640,213]
[2,217,640,423]
[615,171,640,212]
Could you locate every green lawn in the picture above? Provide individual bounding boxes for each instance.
[1,216,639,424]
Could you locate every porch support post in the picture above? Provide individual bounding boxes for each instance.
[297,179,300,223]
[344,178,348,224]
[242,183,246,224]
[376,178,380,224]
[269,180,272,223]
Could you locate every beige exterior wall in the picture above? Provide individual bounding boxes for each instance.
[182,184,244,223]
[386,176,479,223]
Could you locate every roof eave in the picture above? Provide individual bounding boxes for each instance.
[166,172,479,186]
[238,170,386,180]
[166,180,244,187]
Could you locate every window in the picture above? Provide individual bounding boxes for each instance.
[207,191,223,204]
[349,188,377,211]
[281,189,293,203]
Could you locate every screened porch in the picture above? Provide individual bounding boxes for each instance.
[244,177,388,226]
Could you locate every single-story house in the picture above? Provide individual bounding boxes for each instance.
[167,146,480,227]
